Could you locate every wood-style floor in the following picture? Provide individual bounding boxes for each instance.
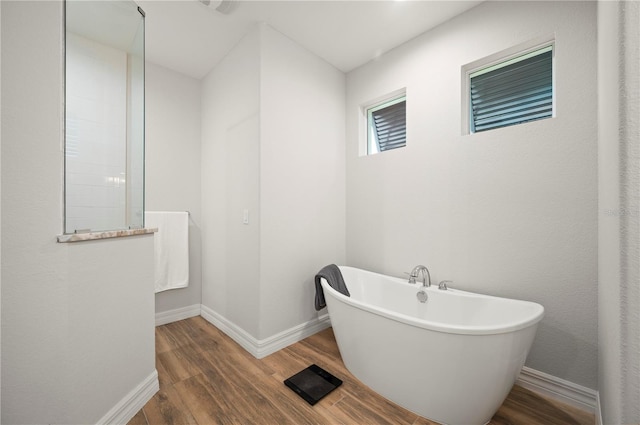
[128,317,594,425]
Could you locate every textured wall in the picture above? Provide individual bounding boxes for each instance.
[258,24,346,338]
[200,24,346,340]
[598,1,640,422]
[201,28,262,337]
[1,2,156,423]
[346,1,598,389]
[146,62,203,315]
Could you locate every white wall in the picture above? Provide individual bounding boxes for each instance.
[346,1,598,389]
[1,2,156,423]
[201,28,262,337]
[598,1,640,423]
[146,62,202,314]
[200,24,345,340]
[259,24,345,338]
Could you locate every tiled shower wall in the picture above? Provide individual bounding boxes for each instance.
[65,32,127,232]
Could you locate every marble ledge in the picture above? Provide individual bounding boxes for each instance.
[57,227,158,243]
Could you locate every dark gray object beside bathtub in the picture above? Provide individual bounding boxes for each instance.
[314,264,350,311]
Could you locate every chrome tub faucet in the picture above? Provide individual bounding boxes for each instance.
[408,265,431,287]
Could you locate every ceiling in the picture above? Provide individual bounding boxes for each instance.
[68,1,144,53]
[138,0,482,80]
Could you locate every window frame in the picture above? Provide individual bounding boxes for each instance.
[462,38,556,135]
[360,88,407,156]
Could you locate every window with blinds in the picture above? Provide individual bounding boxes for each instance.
[367,95,406,154]
[469,45,553,133]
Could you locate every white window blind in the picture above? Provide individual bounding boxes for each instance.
[470,45,553,133]
[368,96,406,154]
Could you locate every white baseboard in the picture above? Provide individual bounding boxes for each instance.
[200,304,331,359]
[595,391,603,425]
[155,304,201,326]
[254,312,331,358]
[96,370,159,425]
[517,366,597,413]
[200,305,259,356]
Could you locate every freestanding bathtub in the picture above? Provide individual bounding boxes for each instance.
[320,266,544,425]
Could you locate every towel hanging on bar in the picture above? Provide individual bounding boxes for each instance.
[145,211,190,293]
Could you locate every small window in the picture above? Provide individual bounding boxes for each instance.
[469,45,553,133]
[367,94,406,154]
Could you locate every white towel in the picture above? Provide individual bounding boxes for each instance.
[145,211,189,293]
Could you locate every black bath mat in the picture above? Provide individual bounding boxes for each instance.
[284,364,342,405]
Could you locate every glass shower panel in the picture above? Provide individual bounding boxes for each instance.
[126,7,145,230]
[65,0,145,233]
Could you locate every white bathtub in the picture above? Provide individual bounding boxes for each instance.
[320,266,544,425]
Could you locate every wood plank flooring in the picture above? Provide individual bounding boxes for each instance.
[128,317,594,425]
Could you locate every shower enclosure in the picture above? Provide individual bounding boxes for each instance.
[64,0,145,233]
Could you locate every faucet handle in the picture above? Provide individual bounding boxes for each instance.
[403,272,417,284]
[438,280,452,290]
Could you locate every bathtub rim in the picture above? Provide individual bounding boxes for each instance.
[321,266,544,336]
